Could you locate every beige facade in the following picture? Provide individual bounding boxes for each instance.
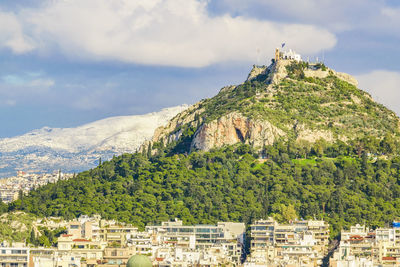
[247,218,329,266]
[2,216,246,267]
[145,219,245,265]
[0,243,29,267]
[330,224,400,266]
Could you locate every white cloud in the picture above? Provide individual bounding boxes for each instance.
[357,70,400,116]
[0,11,34,53]
[0,0,336,67]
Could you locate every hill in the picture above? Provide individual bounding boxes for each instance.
[0,105,188,177]
[3,59,400,239]
[152,60,400,154]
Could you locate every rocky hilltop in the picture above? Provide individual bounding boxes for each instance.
[152,60,400,152]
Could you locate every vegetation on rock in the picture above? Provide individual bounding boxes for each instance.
[0,212,65,246]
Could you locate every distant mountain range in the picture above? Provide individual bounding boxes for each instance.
[0,105,188,178]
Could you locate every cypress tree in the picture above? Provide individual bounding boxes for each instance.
[29,229,36,245]
[147,143,152,159]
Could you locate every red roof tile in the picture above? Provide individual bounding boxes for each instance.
[382,257,396,261]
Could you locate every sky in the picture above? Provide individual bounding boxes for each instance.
[0,0,399,138]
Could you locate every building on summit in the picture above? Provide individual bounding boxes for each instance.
[275,47,302,62]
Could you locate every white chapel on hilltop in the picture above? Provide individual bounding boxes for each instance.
[275,47,302,62]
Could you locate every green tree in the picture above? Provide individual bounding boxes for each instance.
[28,229,37,246]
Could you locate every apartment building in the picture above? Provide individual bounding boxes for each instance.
[0,242,29,267]
[247,218,329,266]
[66,215,138,246]
[57,234,107,264]
[145,219,245,265]
[330,223,400,267]
[0,242,80,267]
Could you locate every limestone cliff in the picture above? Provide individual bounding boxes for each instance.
[191,112,285,151]
[152,103,203,143]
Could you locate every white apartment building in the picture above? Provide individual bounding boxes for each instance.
[330,223,400,267]
[247,218,329,267]
[145,219,245,265]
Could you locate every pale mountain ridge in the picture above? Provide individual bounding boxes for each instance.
[0,105,189,177]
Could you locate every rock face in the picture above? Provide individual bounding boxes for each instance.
[269,60,290,85]
[246,65,268,81]
[152,103,203,144]
[246,61,290,85]
[191,112,285,151]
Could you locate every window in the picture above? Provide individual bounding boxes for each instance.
[196,228,211,233]
[178,228,194,233]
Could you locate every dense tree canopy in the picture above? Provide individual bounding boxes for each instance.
[5,140,400,238]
